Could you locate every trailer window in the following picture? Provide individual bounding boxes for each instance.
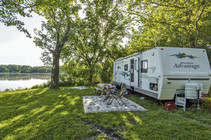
[150,83,158,91]
[124,64,128,71]
[141,60,148,73]
[135,60,138,70]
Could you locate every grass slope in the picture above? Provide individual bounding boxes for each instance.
[0,87,211,140]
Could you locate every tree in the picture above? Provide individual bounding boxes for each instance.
[37,66,47,73]
[7,65,20,72]
[0,0,41,37]
[127,0,211,53]
[0,66,5,72]
[60,59,91,86]
[61,0,130,84]
[34,0,79,90]
[30,66,39,73]
[100,59,113,83]
[20,65,31,73]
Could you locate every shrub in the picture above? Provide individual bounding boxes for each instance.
[4,88,13,92]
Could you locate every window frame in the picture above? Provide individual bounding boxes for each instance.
[141,60,148,73]
[124,64,128,71]
[135,60,138,70]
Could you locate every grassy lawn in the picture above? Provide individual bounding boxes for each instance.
[0,87,211,140]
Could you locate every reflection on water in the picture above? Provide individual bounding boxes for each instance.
[0,73,51,80]
[0,73,51,91]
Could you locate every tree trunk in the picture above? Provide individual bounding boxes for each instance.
[89,72,93,85]
[88,66,94,85]
[190,37,195,48]
[49,49,61,90]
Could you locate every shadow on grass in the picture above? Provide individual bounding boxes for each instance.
[0,88,93,139]
[0,87,211,139]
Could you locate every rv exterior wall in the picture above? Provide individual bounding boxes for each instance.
[113,61,116,82]
[159,77,211,100]
[157,47,211,100]
[113,53,141,87]
[158,47,211,76]
[140,48,161,98]
[113,47,211,100]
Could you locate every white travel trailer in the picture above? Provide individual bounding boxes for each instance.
[113,47,211,100]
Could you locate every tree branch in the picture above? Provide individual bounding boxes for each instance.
[60,19,71,47]
[199,37,211,48]
[0,0,37,8]
[195,0,209,48]
[151,1,187,9]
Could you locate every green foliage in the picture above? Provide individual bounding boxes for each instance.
[0,65,51,73]
[0,88,211,139]
[33,0,80,89]
[20,65,31,73]
[31,81,50,89]
[60,60,100,86]
[100,59,113,83]
[7,65,20,72]
[33,0,79,65]
[207,47,211,65]
[3,88,13,92]
[128,0,211,53]
[60,42,129,85]
[61,0,131,84]
[0,0,42,37]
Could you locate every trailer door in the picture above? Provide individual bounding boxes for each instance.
[141,60,148,89]
[130,59,134,86]
[133,58,139,87]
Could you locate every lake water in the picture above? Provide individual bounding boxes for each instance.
[0,73,51,91]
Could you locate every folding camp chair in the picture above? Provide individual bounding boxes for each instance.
[103,87,126,106]
[94,87,102,95]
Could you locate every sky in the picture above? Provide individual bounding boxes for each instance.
[0,13,45,66]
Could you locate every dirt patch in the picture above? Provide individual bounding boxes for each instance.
[128,118,137,125]
[84,120,127,140]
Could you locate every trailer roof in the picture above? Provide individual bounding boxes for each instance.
[156,46,205,50]
[114,47,206,62]
[115,52,141,61]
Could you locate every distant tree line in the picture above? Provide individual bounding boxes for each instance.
[0,65,51,73]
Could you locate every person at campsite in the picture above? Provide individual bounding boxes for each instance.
[101,82,116,95]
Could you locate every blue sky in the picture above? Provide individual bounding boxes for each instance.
[0,13,45,66]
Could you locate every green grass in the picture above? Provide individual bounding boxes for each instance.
[0,87,211,140]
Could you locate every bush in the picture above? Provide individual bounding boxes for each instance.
[31,81,50,89]
[31,85,40,89]
[4,88,13,92]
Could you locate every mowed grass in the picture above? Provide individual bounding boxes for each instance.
[0,87,211,140]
